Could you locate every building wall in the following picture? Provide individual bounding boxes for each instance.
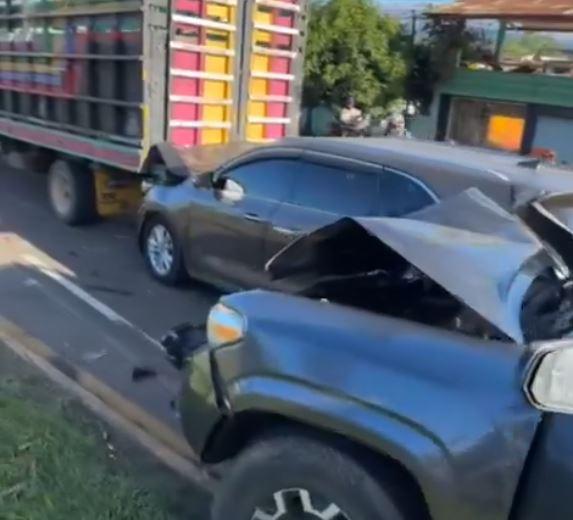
[410,88,442,140]
[533,115,573,165]
[409,69,573,166]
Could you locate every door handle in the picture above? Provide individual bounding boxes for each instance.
[243,212,263,223]
[273,225,299,236]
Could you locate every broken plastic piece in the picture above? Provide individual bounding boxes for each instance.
[132,367,158,382]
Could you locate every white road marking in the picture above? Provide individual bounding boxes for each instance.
[21,254,164,352]
[0,319,211,488]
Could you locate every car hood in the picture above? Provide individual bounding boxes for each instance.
[268,188,569,344]
[147,141,262,180]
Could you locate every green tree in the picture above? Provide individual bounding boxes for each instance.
[303,0,406,110]
[503,33,559,59]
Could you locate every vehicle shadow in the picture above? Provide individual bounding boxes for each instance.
[0,164,221,339]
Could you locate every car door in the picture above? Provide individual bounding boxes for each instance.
[186,158,296,289]
[266,159,379,262]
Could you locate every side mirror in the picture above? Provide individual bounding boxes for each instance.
[219,178,245,203]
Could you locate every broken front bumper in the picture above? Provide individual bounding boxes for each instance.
[160,323,224,458]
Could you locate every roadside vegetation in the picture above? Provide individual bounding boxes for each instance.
[0,348,208,520]
[0,393,171,520]
[304,0,407,110]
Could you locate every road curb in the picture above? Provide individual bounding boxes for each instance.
[0,316,215,491]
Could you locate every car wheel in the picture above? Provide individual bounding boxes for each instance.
[212,432,407,520]
[48,159,97,226]
[142,216,187,285]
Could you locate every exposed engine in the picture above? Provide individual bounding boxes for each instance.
[268,210,573,344]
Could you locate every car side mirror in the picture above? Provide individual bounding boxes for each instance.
[218,178,245,203]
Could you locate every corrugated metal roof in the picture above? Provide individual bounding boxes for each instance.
[431,0,573,19]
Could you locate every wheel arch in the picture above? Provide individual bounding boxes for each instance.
[204,410,432,520]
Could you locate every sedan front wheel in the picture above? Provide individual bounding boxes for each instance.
[142,217,187,285]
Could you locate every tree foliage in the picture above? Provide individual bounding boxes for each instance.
[503,33,560,60]
[303,0,407,109]
[406,18,490,112]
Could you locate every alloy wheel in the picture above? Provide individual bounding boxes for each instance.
[146,224,175,277]
[252,488,350,520]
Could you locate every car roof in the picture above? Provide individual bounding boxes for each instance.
[248,137,573,199]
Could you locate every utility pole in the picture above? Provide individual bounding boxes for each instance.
[494,21,507,63]
[411,9,417,48]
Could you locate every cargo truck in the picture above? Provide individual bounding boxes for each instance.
[0,0,307,224]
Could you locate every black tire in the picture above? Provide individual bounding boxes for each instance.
[142,216,187,285]
[48,159,97,226]
[212,433,407,520]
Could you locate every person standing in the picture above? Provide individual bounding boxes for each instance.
[384,113,411,138]
[339,96,369,136]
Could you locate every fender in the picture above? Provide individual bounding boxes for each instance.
[216,291,543,520]
[224,373,539,520]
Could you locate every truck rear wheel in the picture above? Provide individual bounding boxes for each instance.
[48,160,97,226]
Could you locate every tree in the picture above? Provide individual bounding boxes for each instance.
[303,0,406,110]
[503,33,560,60]
[406,18,490,113]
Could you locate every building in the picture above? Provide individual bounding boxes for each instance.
[411,0,573,165]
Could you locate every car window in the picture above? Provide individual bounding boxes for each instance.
[290,162,377,216]
[378,168,435,217]
[224,159,297,202]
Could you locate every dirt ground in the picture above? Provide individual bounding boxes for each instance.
[0,342,211,519]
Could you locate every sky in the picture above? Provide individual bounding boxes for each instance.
[379,0,448,4]
[379,0,448,15]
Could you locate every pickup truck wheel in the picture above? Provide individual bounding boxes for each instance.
[212,433,406,520]
[142,216,187,285]
[48,160,97,226]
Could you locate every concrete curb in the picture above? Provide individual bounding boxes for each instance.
[0,316,215,491]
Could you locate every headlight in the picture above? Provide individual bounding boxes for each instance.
[207,303,245,348]
[525,341,573,414]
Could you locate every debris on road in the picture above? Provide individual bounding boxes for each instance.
[132,366,158,382]
[161,323,207,370]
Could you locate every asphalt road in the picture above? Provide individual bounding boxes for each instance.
[0,162,221,475]
[0,163,220,338]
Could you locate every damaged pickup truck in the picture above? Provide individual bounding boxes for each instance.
[167,187,573,520]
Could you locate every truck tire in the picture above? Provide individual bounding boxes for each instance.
[142,215,187,285]
[212,432,408,520]
[48,159,97,226]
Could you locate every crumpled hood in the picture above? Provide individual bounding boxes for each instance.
[268,189,555,343]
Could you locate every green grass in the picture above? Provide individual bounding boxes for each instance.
[0,394,172,520]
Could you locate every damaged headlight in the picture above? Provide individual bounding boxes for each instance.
[207,303,246,348]
[525,341,573,414]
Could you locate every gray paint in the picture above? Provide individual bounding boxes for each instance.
[268,189,551,343]
[512,414,573,520]
[142,138,573,293]
[179,289,541,520]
